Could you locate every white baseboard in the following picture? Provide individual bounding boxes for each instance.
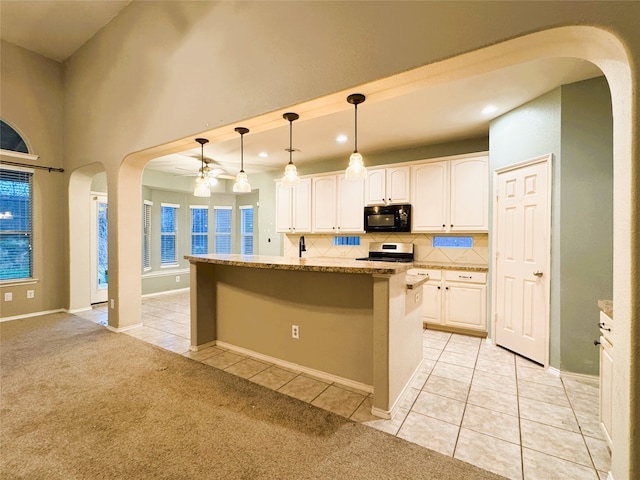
[107,322,143,333]
[547,366,561,377]
[0,308,65,322]
[67,306,92,314]
[141,287,190,298]
[372,358,426,420]
[559,370,599,387]
[189,340,216,352]
[216,340,374,394]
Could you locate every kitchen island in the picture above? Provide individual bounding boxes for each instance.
[185,254,426,418]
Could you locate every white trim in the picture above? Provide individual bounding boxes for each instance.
[143,199,153,206]
[106,322,143,333]
[142,268,189,279]
[1,308,65,322]
[160,202,180,208]
[607,472,614,480]
[216,340,374,394]
[189,204,208,209]
[547,366,561,377]
[0,149,39,163]
[560,370,599,386]
[0,278,39,287]
[67,306,93,314]
[0,163,34,174]
[491,153,553,368]
[141,287,190,298]
[238,205,253,210]
[189,340,216,352]
[213,205,233,210]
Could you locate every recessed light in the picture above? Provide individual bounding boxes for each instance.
[336,134,348,143]
[482,105,498,115]
[258,152,269,158]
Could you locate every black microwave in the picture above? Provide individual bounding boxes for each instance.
[364,204,411,233]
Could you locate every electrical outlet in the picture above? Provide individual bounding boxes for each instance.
[175,275,180,283]
[291,324,299,339]
[27,290,35,299]
[4,292,12,302]
[415,292,420,302]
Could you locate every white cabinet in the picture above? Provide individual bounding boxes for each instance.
[275,179,311,233]
[312,175,365,233]
[412,268,487,334]
[411,155,488,232]
[599,311,613,449]
[365,166,410,206]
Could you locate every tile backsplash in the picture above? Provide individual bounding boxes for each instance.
[284,233,488,266]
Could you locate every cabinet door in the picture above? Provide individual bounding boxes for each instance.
[443,282,487,331]
[293,178,312,233]
[312,175,337,233]
[599,338,613,447]
[275,181,293,233]
[365,169,386,206]
[422,281,442,325]
[450,156,488,231]
[338,175,365,232]
[411,161,448,231]
[386,166,411,204]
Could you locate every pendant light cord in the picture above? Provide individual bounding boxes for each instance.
[354,103,358,153]
[289,119,293,165]
[240,133,244,172]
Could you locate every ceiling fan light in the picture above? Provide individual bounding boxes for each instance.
[233,170,251,193]
[345,152,367,179]
[194,176,211,197]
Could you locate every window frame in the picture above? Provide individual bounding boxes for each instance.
[190,205,209,255]
[160,203,180,267]
[213,206,232,254]
[239,205,254,255]
[0,166,34,282]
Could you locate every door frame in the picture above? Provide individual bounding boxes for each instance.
[90,193,108,304]
[490,153,553,367]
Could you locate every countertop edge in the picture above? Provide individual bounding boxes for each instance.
[598,299,613,319]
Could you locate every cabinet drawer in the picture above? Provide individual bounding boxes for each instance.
[444,270,486,284]
[408,268,442,281]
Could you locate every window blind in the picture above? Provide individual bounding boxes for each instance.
[214,207,232,254]
[142,201,152,269]
[190,206,208,254]
[160,205,178,265]
[240,206,253,255]
[0,168,33,280]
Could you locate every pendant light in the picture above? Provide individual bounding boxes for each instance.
[282,112,300,187]
[345,93,367,180]
[233,127,251,193]
[193,137,211,197]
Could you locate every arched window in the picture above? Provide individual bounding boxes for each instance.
[0,120,33,281]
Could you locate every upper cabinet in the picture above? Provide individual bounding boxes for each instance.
[411,155,488,232]
[275,179,312,233]
[312,174,364,233]
[365,166,410,206]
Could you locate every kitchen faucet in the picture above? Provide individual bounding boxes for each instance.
[299,235,306,258]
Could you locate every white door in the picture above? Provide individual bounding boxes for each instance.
[494,155,551,365]
[90,195,108,304]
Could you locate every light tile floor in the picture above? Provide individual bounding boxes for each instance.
[80,291,610,480]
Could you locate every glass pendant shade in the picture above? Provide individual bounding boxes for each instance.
[194,175,211,197]
[233,170,251,193]
[345,151,367,179]
[282,162,300,187]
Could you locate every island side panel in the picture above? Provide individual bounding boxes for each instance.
[190,262,217,348]
[215,265,375,386]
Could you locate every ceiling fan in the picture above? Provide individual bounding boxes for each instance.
[174,156,236,182]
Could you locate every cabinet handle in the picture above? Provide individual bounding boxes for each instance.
[458,275,472,279]
[598,322,611,332]
[442,224,446,228]
[437,286,441,290]
[594,340,601,346]
[388,198,391,202]
[445,286,449,290]
[451,224,454,228]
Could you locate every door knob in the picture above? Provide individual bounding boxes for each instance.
[533,270,544,277]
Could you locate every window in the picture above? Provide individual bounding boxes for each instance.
[190,205,208,254]
[160,203,179,265]
[0,168,33,280]
[213,206,232,254]
[239,206,254,255]
[432,236,473,248]
[142,201,152,270]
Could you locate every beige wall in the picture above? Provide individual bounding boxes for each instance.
[0,41,66,317]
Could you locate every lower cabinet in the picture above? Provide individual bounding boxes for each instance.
[414,268,487,335]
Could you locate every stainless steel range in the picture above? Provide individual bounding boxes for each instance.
[356,242,414,263]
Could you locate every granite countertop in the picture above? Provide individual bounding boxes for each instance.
[405,272,430,290]
[598,299,613,319]
[185,254,411,275]
[412,262,489,272]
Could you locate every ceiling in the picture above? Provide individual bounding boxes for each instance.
[0,1,603,180]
